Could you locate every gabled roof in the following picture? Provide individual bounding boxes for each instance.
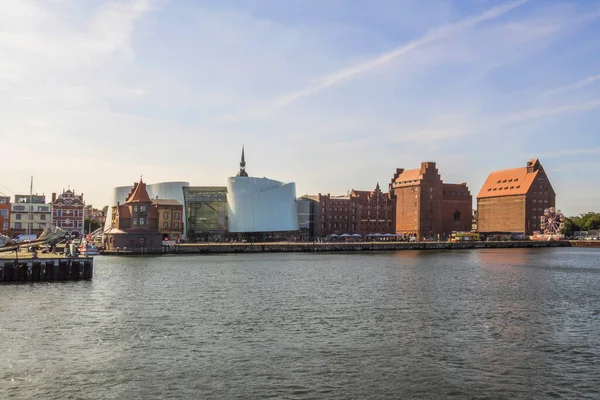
[126,179,152,204]
[393,168,422,187]
[350,190,370,199]
[477,159,541,199]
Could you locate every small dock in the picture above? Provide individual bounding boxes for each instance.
[0,250,93,283]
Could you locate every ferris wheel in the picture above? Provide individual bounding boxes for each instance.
[540,207,564,235]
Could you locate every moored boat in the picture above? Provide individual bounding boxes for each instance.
[78,240,100,257]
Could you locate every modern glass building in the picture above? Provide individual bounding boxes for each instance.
[296,198,316,241]
[183,186,228,240]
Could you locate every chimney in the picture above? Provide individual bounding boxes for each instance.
[52,192,56,202]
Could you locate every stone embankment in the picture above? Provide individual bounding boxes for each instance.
[569,240,600,248]
[101,240,573,255]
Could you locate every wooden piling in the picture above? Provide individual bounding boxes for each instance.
[0,257,94,284]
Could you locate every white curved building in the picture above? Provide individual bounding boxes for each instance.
[226,147,298,233]
[226,176,298,233]
[104,181,189,234]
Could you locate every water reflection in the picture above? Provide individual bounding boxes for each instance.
[1,249,600,399]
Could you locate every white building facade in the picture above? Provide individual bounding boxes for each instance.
[226,176,298,233]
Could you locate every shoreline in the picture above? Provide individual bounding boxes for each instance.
[96,240,598,256]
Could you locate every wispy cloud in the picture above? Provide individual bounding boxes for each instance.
[391,99,600,143]
[541,73,600,96]
[243,0,530,118]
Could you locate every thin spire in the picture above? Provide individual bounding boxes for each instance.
[237,145,248,177]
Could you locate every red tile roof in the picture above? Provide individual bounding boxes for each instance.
[477,159,540,199]
[126,180,152,204]
[393,168,422,188]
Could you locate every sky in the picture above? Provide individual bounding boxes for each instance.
[0,0,599,216]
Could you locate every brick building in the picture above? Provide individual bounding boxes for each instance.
[477,158,555,237]
[309,193,356,237]
[51,189,85,238]
[153,199,184,241]
[350,183,395,235]
[390,162,472,239]
[104,179,163,252]
[0,196,10,234]
[441,183,473,235]
[301,183,396,238]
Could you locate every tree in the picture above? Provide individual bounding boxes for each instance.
[584,213,600,230]
[562,218,579,236]
[84,218,101,233]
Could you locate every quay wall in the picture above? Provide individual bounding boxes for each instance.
[0,258,93,283]
[103,240,572,255]
[569,240,600,248]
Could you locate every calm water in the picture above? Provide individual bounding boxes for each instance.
[1,248,600,399]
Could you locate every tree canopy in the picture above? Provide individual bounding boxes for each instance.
[566,212,600,234]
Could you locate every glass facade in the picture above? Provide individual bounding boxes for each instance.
[296,198,315,240]
[183,186,228,239]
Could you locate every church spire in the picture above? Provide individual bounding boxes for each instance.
[236,145,248,177]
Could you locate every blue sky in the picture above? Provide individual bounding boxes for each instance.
[0,0,599,215]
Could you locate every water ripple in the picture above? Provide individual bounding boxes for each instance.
[1,248,600,399]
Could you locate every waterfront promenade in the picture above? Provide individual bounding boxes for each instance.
[101,239,575,255]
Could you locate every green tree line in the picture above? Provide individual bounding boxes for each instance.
[563,212,600,235]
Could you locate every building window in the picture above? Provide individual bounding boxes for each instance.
[133,218,138,225]
[174,212,180,220]
[163,212,168,219]
[15,214,21,220]
[133,205,138,212]
[453,210,461,221]
[163,222,168,229]
[15,222,22,229]
[139,217,145,225]
[40,214,46,221]
[140,205,146,212]
[174,222,180,229]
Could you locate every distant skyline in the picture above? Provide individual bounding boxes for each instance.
[1,0,599,216]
